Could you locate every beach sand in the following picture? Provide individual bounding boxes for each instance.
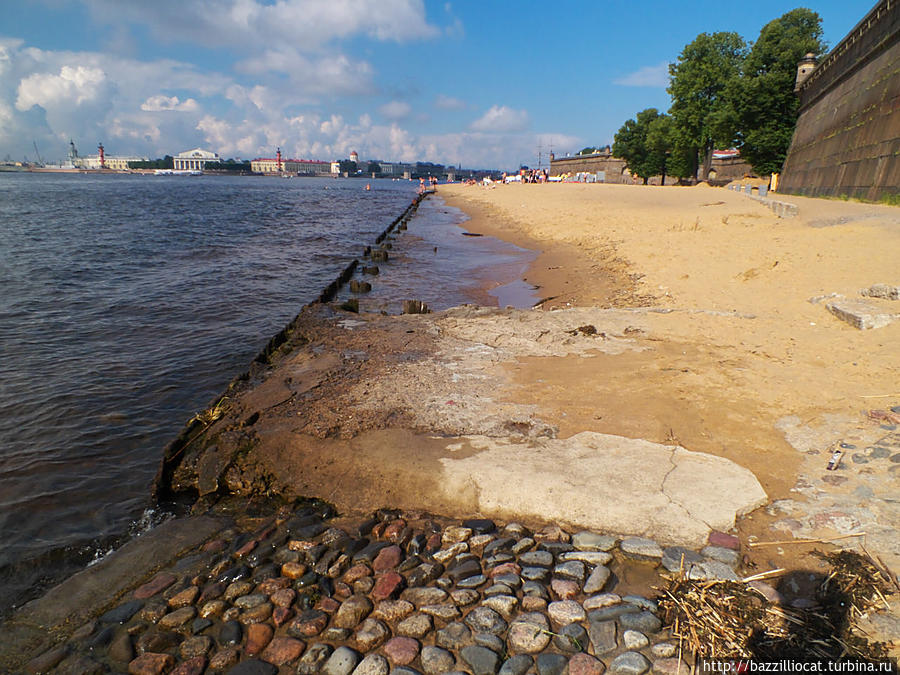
[440,182,900,494]
[437,182,900,573]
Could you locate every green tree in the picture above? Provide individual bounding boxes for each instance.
[646,117,696,182]
[613,108,668,184]
[668,31,747,180]
[367,161,381,174]
[732,9,825,175]
[339,160,358,175]
[577,147,599,155]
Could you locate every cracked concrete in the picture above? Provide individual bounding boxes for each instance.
[438,431,767,546]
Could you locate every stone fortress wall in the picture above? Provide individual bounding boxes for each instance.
[779,0,899,201]
[549,152,753,186]
[549,152,632,183]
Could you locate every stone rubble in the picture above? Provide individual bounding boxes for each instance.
[26,505,751,674]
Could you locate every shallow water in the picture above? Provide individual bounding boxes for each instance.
[0,173,535,614]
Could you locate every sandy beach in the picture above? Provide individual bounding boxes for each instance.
[438,181,900,559]
[439,182,900,491]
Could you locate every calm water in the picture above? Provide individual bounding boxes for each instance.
[0,173,534,615]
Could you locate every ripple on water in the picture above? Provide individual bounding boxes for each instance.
[0,174,536,615]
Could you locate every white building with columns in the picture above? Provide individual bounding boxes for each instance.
[173,148,222,171]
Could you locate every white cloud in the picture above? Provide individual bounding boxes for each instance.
[109,115,162,144]
[80,0,439,99]
[443,3,465,39]
[614,62,670,87]
[0,32,572,171]
[0,100,13,129]
[16,65,108,110]
[0,38,24,77]
[85,0,439,50]
[470,105,530,133]
[0,42,236,159]
[187,106,562,170]
[320,115,345,136]
[379,100,412,120]
[236,50,375,98]
[197,115,260,156]
[434,94,465,110]
[140,95,199,112]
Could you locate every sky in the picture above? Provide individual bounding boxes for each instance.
[0,0,870,171]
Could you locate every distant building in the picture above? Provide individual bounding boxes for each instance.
[251,156,333,175]
[78,155,149,170]
[173,148,222,171]
[375,161,415,177]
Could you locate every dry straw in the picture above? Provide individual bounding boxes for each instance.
[656,549,895,660]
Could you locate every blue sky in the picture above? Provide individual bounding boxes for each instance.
[0,1,868,170]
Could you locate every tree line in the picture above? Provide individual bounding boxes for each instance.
[612,8,825,184]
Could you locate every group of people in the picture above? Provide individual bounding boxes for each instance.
[520,168,550,183]
[418,176,439,193]
[497,168,550,184]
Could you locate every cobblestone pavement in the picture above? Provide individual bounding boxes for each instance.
[20,504,757,675]
[770,416,900,574]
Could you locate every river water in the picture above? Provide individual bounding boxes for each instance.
[0,173,535,615]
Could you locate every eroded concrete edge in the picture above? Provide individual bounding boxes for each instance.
[0,515,230,671]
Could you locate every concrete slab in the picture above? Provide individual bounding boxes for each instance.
[439,431,767,546]
[825,298,899,329]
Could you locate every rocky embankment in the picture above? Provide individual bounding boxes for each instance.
[13,502,760,674]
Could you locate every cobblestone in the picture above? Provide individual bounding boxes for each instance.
[3,505,775,673]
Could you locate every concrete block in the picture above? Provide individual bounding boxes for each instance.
[825,298,900,330]
[860,284,900,301]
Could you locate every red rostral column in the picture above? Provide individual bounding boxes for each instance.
[276,147,282,173]
[98,143,105,169]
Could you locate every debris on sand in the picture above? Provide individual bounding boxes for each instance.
[657,550,895,660]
